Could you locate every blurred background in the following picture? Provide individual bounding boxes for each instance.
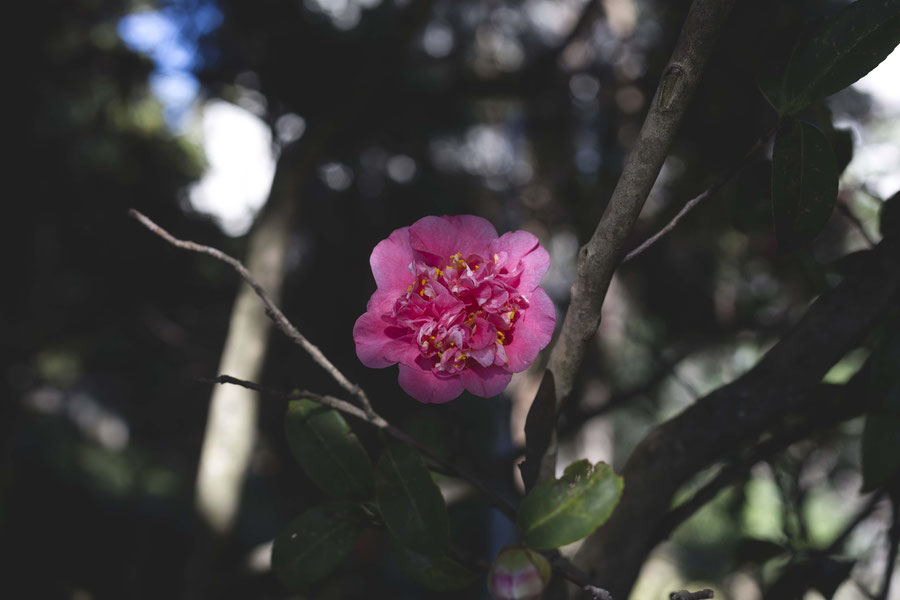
[4,0,899,598]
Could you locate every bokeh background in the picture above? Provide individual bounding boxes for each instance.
[4,0,899,598]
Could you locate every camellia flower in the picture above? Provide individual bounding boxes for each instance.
[353,215,556,403]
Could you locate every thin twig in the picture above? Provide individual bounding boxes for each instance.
[624,128,774,263]
[820,488,887,556]
[551,556,613,600]
[205,374,517,521]
[670,590,714,600]
[837,201,877,248]
[204,374,384,427]
[129,209,377,420]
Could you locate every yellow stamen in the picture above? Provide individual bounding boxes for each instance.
[419,289,425,297]
[496,330,506,344]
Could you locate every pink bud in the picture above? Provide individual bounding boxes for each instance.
[488,545,552,600]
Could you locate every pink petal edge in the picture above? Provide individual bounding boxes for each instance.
[491,230,551,292]
[370,227,415,294]
[460,365,513,398]
[505,286,556,373]
[398,363,465,404]
[408,215,498,261]
[353,312,418,369]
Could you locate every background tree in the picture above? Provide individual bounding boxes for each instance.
[3,0,898,599]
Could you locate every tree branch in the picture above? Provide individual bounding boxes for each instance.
[572,242,900,598]
[670,590,714,600]
[203,374,381,426]
[203,374,517,521]
[129,209,377,420]
[654,382,862,544]
[623,127,773,262]
[521,0,739,491]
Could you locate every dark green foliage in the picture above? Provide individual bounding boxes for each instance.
[861,328,900,491]
[771,118,839,252]
[389,539,479,591]
[284,398,373,500]
[881,190,900,239]
[374,444,449,555]
[517,460,623,550]
[271,502,368,588]
[781,0,900,114]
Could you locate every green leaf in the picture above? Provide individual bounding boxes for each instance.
[517,460,623,550]
[735,537,788,566]
[782,0,900,114]
[861,329,900,491]
[880,190,900,239]
[285,399,373,500]
[772,118,839,253]
[520,373,558,491]
[389,539,479,591]
[374,444,449,555]
[271,502,367,589]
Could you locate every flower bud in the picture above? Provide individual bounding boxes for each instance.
[488,545,552,600]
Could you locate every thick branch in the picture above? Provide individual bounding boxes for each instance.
[522,0,738,490]
[654,382,862,543]
[573,242,900,598]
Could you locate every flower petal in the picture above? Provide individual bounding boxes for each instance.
[505,287,556,372]
[398,363,464,404]
[409,215,498,261]
[370,226,415,293]
[353,311,418,368]
[460,365,513,398]
[366,288,399,315]
[491,230,550,292]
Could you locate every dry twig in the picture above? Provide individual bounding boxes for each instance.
[623,128,773,262]
[129,209,377,420]
[670,590,714,600]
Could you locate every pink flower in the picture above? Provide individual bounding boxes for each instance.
[353,215,556,404]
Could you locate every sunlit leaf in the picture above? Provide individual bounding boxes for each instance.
[285,398,373,500]
[782,0,900,114]
[374,444,449,555]
[271,502,367,589]
[517,460,623,550]
[390,539,479,591]
[772,118,839,252]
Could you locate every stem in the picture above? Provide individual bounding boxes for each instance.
[204,374,517,521]
[129,209,377,420]
[623,127,774,262]
[522,0,739,491]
